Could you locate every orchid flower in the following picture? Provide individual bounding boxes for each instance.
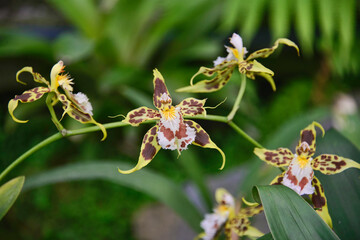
[196,188,263,240]
[118,69,225,174]
[177,33,299,93]
[8,61,107,140]
[254,121,360,227]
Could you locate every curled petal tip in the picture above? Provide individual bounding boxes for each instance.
[118,166,139,174]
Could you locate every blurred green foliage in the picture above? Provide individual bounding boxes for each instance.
[0,0,359,239]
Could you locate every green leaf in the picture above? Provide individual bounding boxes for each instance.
[294,0,314,55]
[253,185,339,240]
[47,0,101,39]
[269,0,291,39]
[23,161,202,231]
[257,233,274,240]
[53,33,94,63]
[241,0,268,43]
[316,129,360,240]
[0,176,25,220]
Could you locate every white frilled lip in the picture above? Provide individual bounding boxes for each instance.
[200,212,228,240]
[73,92,94,115]
[213,33,248,67]
[282,154,315,195]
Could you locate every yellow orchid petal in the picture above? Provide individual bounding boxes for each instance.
[118,125,161,174]
[176,98,207,117]
[254,147,293,167]
[122,107,161,126]
[185,120,226,170]
[8,87,50,123]
[16,66,49,86]
[243,225,264,238]
[176,62,236,93]
[246,38,300,61]
[58,94,107,141]
[296,121,324,157]
[153,69,172,109]
[312,154,360,175]
[310,176,332,228]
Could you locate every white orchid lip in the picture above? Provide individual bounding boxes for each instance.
[282,154,315,195]
[73,92,93,115]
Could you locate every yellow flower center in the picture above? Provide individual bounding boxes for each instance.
[217,205,229,214]
[161,106,176,120]
[231,48,240,60]
[297,156,310,169]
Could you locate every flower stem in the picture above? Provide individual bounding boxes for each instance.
[45,93,64,132]
[227,74,247,121]
[0,121,154,183]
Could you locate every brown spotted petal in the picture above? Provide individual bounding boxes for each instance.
[118,124,161,174]
[243,60,276,91]
[312,154,360,175]
[239,204,264,218]
[296,122,324,157]
[58,94,107,141]
[176,62,236,93]
[8,87,50,123]
[270,172,285,185]
[225,213,263,238]
[310,176,332,228]
[184,120,226,170]
[153,69,171,109]
[246,38,299,61]
[16,66,50,86]
[177,98,207,117]
[122,107,161,126]
[253,147,293,167]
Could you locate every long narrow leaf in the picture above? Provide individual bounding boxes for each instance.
[23,161,202,231]
[0,176,25,220]
[253,185,339,240]
[316,129,360,240]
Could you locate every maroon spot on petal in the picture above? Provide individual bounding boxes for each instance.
[14,93,32,102]
[175,122,188,139]
[326,160,346,172]
[301,130,315,145]
[195,130,210,146]
[286,167,298,185]
[312,184,326,208]
[272,176,283,185]
[299,177,309,190]
[154,78,168,107]
[181,142,186,148]
[148,136,154,142]
[160,125,174,141]
[142,143,157,160]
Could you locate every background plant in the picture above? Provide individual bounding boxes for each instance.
[0,0,359,239]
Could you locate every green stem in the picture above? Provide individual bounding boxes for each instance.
[0,121,152,183]
[0,113,263,182]
[45,93,64,132]
[227,74,247,121]
[228,121,263,149]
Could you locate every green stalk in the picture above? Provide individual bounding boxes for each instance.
[0,121,147,183]
[45,93,64,133]
[227,74,247,121]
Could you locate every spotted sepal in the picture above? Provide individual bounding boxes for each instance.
[253,147,293,167]
[270,172,285,185]
[176,62,236,93]
[118,125,161,174]
[153,69,171,109]
[8,87,50,123]
[239,204,264,218]
[242,60,276,91]
[16,66,50,86]
[312,154,360,175]
[246,38,300,61]
[310,176,332,228]
[184,120,226,170]
[296,121,324,157]
[122,107,161,126]
[225,212,263,238]
[177,98,206,117]
[58,94,107,141]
